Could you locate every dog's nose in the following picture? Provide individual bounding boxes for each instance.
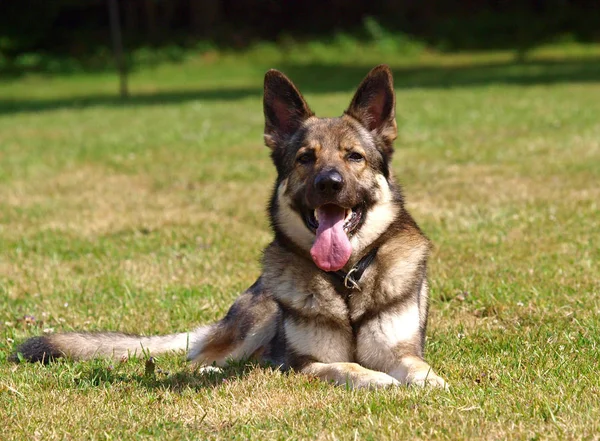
[314,169,344,195]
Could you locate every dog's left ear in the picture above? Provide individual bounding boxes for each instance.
[345,65,397,152]
[264,69,314,149]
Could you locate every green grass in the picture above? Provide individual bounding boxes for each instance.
[1,43,599,440]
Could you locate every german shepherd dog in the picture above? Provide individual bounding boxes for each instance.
[14,65,447,389]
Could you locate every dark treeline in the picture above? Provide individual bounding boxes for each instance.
[1,0,599,58]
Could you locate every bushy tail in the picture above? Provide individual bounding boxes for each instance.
[12,328,208,363]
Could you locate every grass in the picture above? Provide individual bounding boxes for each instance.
[1,42,599,440]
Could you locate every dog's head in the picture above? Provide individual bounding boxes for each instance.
[265,65,402,272]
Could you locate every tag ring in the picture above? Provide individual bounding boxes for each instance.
[344,268,361,290]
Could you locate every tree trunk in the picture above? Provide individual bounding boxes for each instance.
[107,0,128,98]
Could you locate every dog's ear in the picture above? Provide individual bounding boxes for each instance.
[345,65,397,150]
[264,70,313,149]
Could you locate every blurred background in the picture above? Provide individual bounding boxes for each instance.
[1,0,599,81]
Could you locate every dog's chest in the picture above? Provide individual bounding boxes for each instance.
[268,270,421,366]
[265,251,416,324]
[262,243,424,364]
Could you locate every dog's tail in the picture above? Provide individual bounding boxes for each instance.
[11,327,208,363]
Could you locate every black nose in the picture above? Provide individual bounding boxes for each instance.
[314,169,344,195]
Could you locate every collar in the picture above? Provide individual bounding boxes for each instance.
[328,247,379,291]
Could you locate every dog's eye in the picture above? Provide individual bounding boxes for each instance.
[347,152,364,162]
[297,153,315,164]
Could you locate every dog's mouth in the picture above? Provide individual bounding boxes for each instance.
[305,204,363,236]
[304,204,363,272]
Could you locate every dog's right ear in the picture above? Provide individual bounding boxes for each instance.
[263,70,313,149]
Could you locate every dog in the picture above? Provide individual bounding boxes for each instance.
[13,65,447,389]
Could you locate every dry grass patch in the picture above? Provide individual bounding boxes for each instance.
[2,164,271,237]
[2,48,600,440]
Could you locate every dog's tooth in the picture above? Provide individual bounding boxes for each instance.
[314,210,319,222]
[345,209,352,220]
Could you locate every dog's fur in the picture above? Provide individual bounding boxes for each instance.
[13,65,447,389]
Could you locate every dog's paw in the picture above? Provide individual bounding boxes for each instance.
[350,371,400,390]
[198,365,223,375]
[408,370,448,389]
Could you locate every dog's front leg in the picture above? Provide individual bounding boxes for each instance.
[356,305,448,389]
[301,361,399,389]
[388,355,448,388]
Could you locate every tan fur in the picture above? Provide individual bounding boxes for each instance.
[389,356,447,387]
[284,320,352,363]
[15,65,447,390]
[356,304,421,371]
[48,331,194,360]
[350,174,397,257]
[274,179,315,252]
[302,362,400,389]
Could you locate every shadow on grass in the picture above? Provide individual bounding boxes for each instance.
[147,363,271,393]
[1,56,599,115]
[0,87,261,115]
[284,56,600,93]
[75,358,275,393]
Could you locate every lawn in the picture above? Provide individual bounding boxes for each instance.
[1,43,599,440]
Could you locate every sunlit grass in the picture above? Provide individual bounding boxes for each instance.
[1,44,599,440]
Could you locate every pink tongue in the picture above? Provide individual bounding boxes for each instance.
[310,205,352,272]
